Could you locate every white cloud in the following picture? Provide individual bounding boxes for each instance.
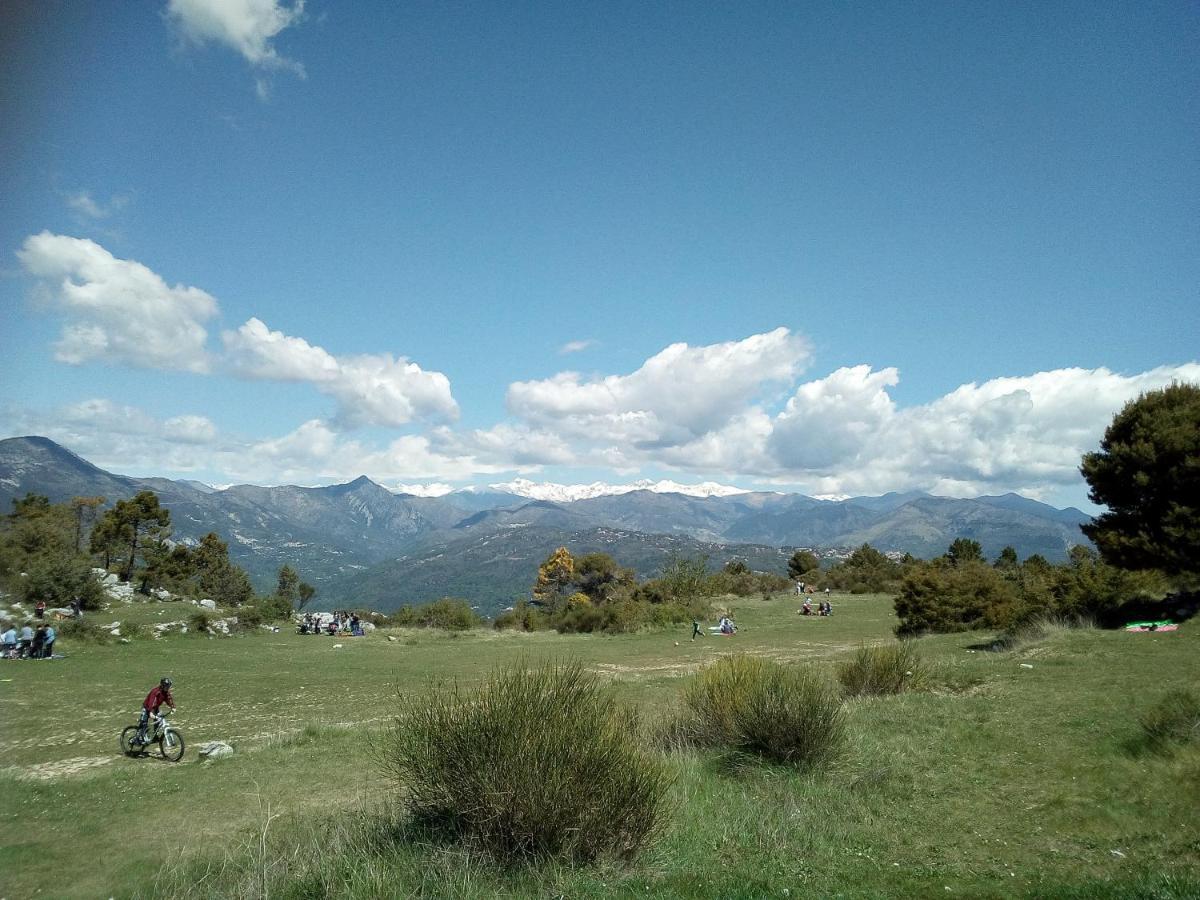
[327,355,458,429]
[4,400,221,476]
[221,318,459,428]
[166,0,306,74]
[223,317,339,381]
[164,414,218,444]
[768,365,899,470]
[239,423,507,484]
[17,232,217,372]
[65,191,128,220]
[432,423,576,467]
[754,362,1200,498]
[393,482,456,497]
[508,328,811,446]
[59,399,158,436]
[558,339,595,355]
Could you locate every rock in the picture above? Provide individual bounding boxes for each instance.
[1019,663,1034,669]
[332,643,343,649]
[387,635,398,642]
[110,629,120,637]
[119,637,131,644]
[102,621,121,630]
[361,622,376,632]
[198,740,234,759]
[199,598,217,610]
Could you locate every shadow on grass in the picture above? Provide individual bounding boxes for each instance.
[1093,590,1199,629]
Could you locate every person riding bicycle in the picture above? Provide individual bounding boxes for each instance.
[134,677,176,745]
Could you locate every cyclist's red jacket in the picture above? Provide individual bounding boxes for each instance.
[142,685,175,713]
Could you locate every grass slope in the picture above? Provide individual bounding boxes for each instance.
[1,594,1197,898]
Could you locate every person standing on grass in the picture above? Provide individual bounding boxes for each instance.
[1,624,16,656]
[35,599,46,620]
[135,677,176,745]
[691,619,704,641]
[41,624,55,658]
[18,622,34,657]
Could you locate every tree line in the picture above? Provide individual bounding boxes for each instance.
[0,489,316,623]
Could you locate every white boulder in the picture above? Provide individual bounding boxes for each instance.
[198,741,234,759]
[198,598,217,610]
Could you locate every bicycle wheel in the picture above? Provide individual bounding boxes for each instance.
[120,725,141,756]
[160,728,185,762]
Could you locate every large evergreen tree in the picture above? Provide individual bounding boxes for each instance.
[1080,382,1200,576]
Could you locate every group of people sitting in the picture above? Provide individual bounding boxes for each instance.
[800,598,833,616]
[297,611,364,636]
[1,622,56,659]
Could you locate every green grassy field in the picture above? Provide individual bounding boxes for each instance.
[1,593,1197,898]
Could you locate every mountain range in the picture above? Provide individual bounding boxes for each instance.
[0,435,1092,614]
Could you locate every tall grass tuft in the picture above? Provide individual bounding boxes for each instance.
[676,655,846,768]
[838,642,928,697]
[989,614,1096,652]
[379,660,673,865]
[1138,688,1200,750]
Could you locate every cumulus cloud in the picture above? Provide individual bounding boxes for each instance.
[240,422,507,484]
[2,401,503,487]
[769,365,899,470]
[164,414,218,444]
[17,232,217,372]
[508,328,811,446]
[3,400,221,476]
[166,0,306,74]
[432,423,576,467]
[494,334,1200,502]
[223,317,339,381]
[221,318,459,428]
[755,362,1200,498]
[327,355,458,429]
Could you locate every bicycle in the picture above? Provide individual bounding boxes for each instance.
[120,709,185,762]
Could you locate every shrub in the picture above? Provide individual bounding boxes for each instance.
[188,611,212,633]
[1139,689,1200,749]
[733,663,847,767]
[492,600,549,631]
[379,660,672,864]
[894,560,1017,636]
[678,655,846,767]
[838,642,928,696]
[55,617,112,643]
[122,622,150,641]
[391,598,481,631]
[236,605,265,628]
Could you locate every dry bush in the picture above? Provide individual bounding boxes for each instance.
[676,654,846,768]
[379,660,672,865]
[838,642,929,697]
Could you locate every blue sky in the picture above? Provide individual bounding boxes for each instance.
[2,1,1197,508]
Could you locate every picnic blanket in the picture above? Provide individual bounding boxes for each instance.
[1124,621,1178,633]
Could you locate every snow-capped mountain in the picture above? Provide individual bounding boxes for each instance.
[487,477,752,502]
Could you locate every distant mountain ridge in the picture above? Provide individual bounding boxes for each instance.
[0,436,1091,612]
